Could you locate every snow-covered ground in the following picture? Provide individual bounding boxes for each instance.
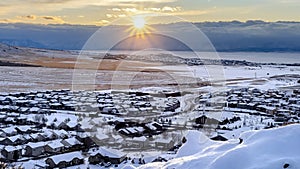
[138,124,300,169]
[1,48,300,169]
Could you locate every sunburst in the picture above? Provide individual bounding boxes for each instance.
[126,16,154,39]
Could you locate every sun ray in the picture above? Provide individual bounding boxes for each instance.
[125,16,154,39]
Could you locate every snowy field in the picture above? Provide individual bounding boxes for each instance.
[1,50,300,169]
[1,62,299,92]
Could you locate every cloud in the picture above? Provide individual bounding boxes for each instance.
[95,20,110,25]
[162,6,180,12]
[111,8,122,11]
[26,15,37,20]
[42,16,65,23]
[106,14,127,18]
[16,15,37,20]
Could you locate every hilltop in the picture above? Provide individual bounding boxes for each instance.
[138,124,300,169]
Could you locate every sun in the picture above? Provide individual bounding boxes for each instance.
[126,16,154,39]
[133,17,146,29]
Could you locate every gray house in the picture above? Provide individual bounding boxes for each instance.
[25,142,45,157]
[45,151,84,168]
[45,140,65,153]
[1,146,22,161]
[89,147,126,164]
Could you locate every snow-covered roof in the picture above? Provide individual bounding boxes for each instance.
[47,140,64,149]
[29,107,40,112]
[26,142,46,149]
[52,129,68,137]
[66,121,78,128]
[30,133,44,139]
[155,137,173,144]
[15,125,33,132]
[3,145,22,152]
[61,137,82,146]
[94,131,109,140]
[1,126,17,134]
[90,147,126,158]
[7,135,23,142]
[47,151,84,165]
[145,123,157,130]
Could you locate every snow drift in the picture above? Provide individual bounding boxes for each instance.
[138,124,300,169]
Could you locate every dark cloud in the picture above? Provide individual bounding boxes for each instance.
[26,15,36,20]
[41,16,64,23]
[42,16,56,20]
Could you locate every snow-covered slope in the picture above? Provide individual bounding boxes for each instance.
[138,124,300,169]
[0,43,26,57]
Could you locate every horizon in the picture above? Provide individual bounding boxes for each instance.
[1,0,300,25]
[0,19,300,27]
[1,19,300,27]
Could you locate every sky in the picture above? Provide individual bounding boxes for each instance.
[0,0,300,25]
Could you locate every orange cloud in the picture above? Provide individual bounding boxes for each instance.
[26,15,37,20]
[42,16,65,23]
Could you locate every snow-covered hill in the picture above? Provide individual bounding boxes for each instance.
[137,124,300,169]
[0,43,27,57]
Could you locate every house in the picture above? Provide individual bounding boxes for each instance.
[154,137,174,149]
[119,127,144,137]
[45,140,65,153]
[58,121,80,131]
[0,126,17,137]
[195,115,220,126]
[102,107,119,114]
[28,107,41,114]
[163,98,180,112]
[124,136,148,149]
[15,125,36,134]
[1,146,22,161]
[15,117,28,125]
[76,132,95,147]
[0,135,25,145]
[145,122,163,133]
[210,135,228,141]
[256,105,277,114]
[61,137,82,150]
[195,115,208,125]
[25,142,45,157]
[30,133,46,142]
[52,129,69,139]
[49,103,63,110]
[92,130,110,143]
[89,147,126,164]
[45,151,84,168]
[0,114,7,122]
[237,103,248,109]
[15,100,29,107]
[43,129,57,140]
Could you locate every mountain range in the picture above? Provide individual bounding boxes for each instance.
[1,21,300,52]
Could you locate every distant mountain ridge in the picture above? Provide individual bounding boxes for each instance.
[0,39,46,49]
[1,21,300,52]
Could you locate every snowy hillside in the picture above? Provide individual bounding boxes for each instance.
[138,124,300,169]
[0,43,26,57]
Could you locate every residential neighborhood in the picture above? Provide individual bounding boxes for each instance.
[0,87,299,168]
